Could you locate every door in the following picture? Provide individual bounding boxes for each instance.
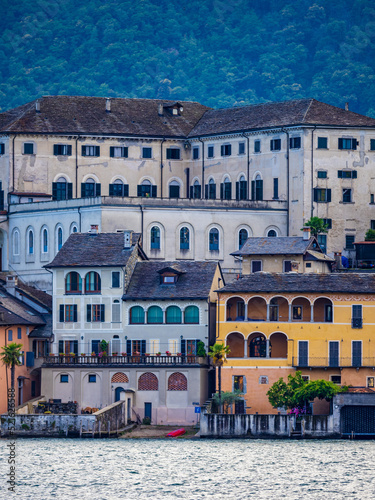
[127,398,131,421]
[115,387,125,402]
[144,402,152,421]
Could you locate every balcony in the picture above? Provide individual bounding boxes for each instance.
[43,354,209,367]
[292,357,373,368]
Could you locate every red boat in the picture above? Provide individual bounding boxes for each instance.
[166,428,186,437]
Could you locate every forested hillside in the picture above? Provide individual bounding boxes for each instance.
[1,0,375,115]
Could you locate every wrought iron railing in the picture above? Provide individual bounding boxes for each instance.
[43,354,209,366]
[292,357,373,368]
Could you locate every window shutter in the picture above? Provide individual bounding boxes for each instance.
[181,339,186,356]
[353,170,357,178]
[195,339,199,355]
[220,183,224,200]
[190,186,193,198]
[67,145,72,156]
[95,146,100,156]
[251,181,255,200]
[338,171,343,178]
[54,145,59,155]
[59,305,64,322]
[141,340,146,355]
[221,145,224,156]
[109,184,115,196]
[96,183,101,196]
[67,183,73,199]
[352,139,357,150]
[137,185,142,196]
[87,304,91,322]
[124,147,128,158]
[81,183,86,198]
[197,185,201,198]
[59,340,63,353]
[338,138,343,149]
[52,183,58,201]
[327,189,331,202]
[126,339,131,355]
[124,184,129,196]
[73,340,78,355]
[236,182,239,200]
[313,188,318,202]
[82,146,86,156]
[110,147,114,157]
[100,304,105,322]
[26,352,34,367]
[258,180,263,200]
[205,185,208,199]
[73,305,77,322]
[151,185,157,197]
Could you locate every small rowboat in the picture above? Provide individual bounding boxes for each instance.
[166,428,186,437]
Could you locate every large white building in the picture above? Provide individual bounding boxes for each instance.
[1,96,375,290]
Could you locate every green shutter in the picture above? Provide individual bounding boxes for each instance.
[67,183,73,199]
[87,304,91,322]
[59,305,64,322]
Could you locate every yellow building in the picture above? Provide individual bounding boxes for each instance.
[216,273,375,414]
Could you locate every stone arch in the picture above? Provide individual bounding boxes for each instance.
[247,296,267,321]
[168,372,187,391]
[226,332,245,358]
[138,372,158,391]
[226,296,245,321]
[269,332,288,358]
[313,297,333,323]
[248,332,267,358]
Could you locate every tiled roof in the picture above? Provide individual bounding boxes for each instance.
[0,278,52,310]
[189,99,375,137]
[231,237,319,256]
[123,261,219,300]
[218,272,375,294]
[46,232,144,268]
[0,286,47,327]
[0,96,209,138]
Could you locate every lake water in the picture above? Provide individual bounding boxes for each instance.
[1,438,374,499]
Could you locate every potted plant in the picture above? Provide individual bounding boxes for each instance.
[69,352,76,357]
[112,352,118,356]
[121,352,127,356]
[156,352,161,356]
[166,350,171,356]
[177,352,182,356]
[197,341,207,363]
[91,352,96,357]
[145,353,150,356]
[59,352,64,356]
[80,353,85,356]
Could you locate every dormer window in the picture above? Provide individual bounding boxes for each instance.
[163,276,176,284]
[157,265,185,284]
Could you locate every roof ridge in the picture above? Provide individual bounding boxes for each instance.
[301,98,315,123]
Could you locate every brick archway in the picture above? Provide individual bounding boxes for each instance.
[111,372,129,383]
[138,373,158,390]
[168,372,188,391]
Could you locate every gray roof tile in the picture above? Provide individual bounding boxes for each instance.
[232,237,320,256]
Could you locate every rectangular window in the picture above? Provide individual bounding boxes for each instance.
[0,143,4,155]
[331,375,341,384]
[112,271,120,288]
[82,145,100,156]
[292,305,302,320]
[110,146,128,158]
[313,188,331,202]
[346,235,355,250]
[221,144,232,156]
[338,138,357,150]
[24,143,34,154]
[367,377,375,388]
[289,137,301,149]
[233,375,244,392]
[284,260,292,272]
[112,301,121,323]
[298,341,308,366]
[371,220,375,230]
[238,142,245,155]
[60,375,69,383]
[273,178,279,199]
[17,327,22,339]
[254,140,261,153]
[269,305,278,321]
[371,139,375,151]
[329,341,339,367]
[317,171,327,178]
[270,139,281,151]
[338,170,357,179]
[88,374,96,383]
[91,340,100,355]
[192,147,199,160]
[109,183,129,197]
[59,304,78,322]
[317,137,328,149]
[8,329,13,341]
[372,194,374,204]
[52,182,73,201]
[166,148,180,160]
[87,304,105,322]
[352,341,362,367]
[207,145,214,158]
[322,218,332,230]
[54,144,72,156]
[342,188,352,203]
[251,260,262,273]
[317,234,327,253]
[352,305,362,328]
[142,147,152,159]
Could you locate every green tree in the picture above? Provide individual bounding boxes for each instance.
[365,229,375,241]
[0,342,22,409]
[302,217,329,237]
[293,379,344,406]
[267,371,306,409]
[209,342,230,413]
[212,390,243,414]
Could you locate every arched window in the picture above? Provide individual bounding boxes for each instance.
[166,306,182,324]
[169,180,180,199]
[65,272,82,294]
[85,271,101,293]
[42,228,48,253]
[237,175,247,200]
[138,372,158,391]
[180,227,189,250]
[57,227,63,251]
[209,228,219,251]
[252,174,263,201]
[151,226,160,250]
[70,224,78,234]
[268,229,277,237]
[138,179,156,198]
[28,229,34,255]
[206,178,216,199]
[249,335,267,357]
[129,306,145,324]
[147,306,163,324]
[222,177,232,200]
[191,180,201,199]
[239,229,248,249]
[184,305,199,324]
[13,230,20,255]
[52,177,72,201]
[81,177,100,198]
[168,372,188,391]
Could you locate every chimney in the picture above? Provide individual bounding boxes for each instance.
[158,104,163,116]
[106,98,111,113]
[5,275,17,295]
[334,252,343,269]
[36,100,41,113]
[303,227,311,240]
[345,102,349,111]
[124,230,133,249]
[90,224,99,234]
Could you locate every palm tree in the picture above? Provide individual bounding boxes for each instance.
[209,342,230,413]
[1,342,22,409]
